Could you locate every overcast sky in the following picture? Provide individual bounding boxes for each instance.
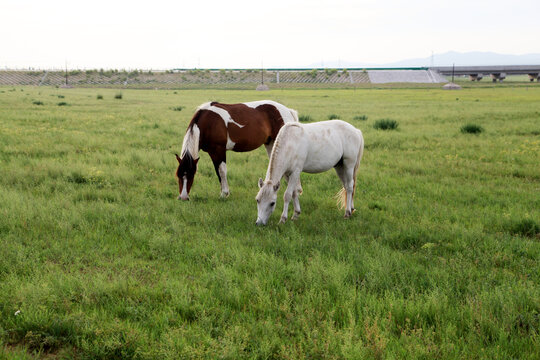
[2,0,539,69]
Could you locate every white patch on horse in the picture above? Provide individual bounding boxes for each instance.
[244,100,299,124]
[180,123,200,159]
[198,102,245,129]
[226,134,236,150]
[180,176,189,200]
[218,162,230,197]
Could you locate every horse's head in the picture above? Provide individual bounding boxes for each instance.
[255,178,280,226]
[175,152,199,201]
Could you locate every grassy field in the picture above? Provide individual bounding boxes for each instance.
[0,85,539,359]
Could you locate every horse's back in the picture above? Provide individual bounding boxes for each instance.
[300,120,362,172]
[194,100,297,153]
[244,100,298,123]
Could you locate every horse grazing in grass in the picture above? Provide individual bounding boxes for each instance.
[175,100,299,200]
[255,120,364,225]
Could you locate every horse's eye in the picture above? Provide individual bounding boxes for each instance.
[270,202,275,207]
[256,199,260,204]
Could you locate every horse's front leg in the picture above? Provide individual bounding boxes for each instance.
[280,172,300,224]
[264,142,274,158]
[279,189,292,224]
[210,147,229,198]
[291,190,301,220]
[218,162,230,198]
[290,173,302,220]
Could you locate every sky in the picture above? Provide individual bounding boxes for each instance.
[2,0,540,69]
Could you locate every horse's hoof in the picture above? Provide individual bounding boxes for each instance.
[279,216,287,224]
[220,192,230,198]
[344,210,352,219]
[291,211,301,220]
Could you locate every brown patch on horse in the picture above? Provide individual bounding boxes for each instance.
[211,103,280,152]
[196,110,228,152]
[252,104,285,140]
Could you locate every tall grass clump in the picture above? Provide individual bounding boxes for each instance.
[32,100,44,106]
[114,93,123,100]
[299,114,313,122]
[461,123,484,134]
[97,94,103,100]
[506,218,540,238]
[57,102,68,106]
[373,119,398,130]
[171,106,185,112]
[354,115,368,121]
[327,114,340,120]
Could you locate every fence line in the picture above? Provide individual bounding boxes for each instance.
[0,69,371,87]
[0,68,448,87]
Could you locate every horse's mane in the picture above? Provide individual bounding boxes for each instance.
[180,108,203,160]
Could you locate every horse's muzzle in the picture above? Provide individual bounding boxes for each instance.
[255,218,266,226]
[177,195,190,201]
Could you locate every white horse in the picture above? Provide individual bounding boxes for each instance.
[255,120,364,225]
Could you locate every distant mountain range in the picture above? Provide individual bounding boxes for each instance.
[309,51,540,68]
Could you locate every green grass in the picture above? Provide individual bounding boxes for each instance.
[0,86,539,359]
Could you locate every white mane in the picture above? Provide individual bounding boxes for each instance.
[197,102,212,111]
[180,123,200,160]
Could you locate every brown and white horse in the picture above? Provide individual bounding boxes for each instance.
[175,100,299,200]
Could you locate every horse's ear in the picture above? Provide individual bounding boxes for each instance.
[273,182,280,192]
[258,178,264,189]
[175,153,181,163]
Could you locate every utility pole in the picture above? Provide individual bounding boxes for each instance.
[256,61,269,91]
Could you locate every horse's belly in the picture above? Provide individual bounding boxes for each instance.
[302,153,341,173]
[228,122,270,152]
[299,136,342,173]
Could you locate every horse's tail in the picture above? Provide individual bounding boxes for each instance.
[336,130,364,209]
[352,130,364,200]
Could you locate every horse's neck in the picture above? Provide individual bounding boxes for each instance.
[266,150,288,184]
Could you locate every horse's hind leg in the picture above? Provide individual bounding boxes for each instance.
[209,147,230,198]
[335,165,355,218]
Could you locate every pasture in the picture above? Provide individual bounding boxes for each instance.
[0,85,539,359]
